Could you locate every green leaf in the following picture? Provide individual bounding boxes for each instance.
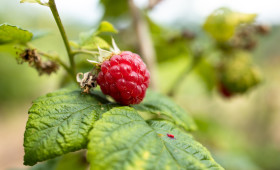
[20,0,48,6]
[56,151,88,170]
[20,0,41,3]
[87,107,223,170]
[147,17,191,62]
[0,24,33,44]
[96,21,118,35]
[69,40,80,49]
[133,90,196,131]
[77,21,117,50]
[30,151,87,170]
[80,35,110,50]
[203,8,256,42]
[30,158,59,170]
[24,87,116,166]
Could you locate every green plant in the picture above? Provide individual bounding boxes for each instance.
[0,1,267,170]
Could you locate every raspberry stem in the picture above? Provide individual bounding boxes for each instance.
[48,0,76,79]
[72,50,99,56]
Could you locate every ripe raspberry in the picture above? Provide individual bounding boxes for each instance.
[97,51,150,105]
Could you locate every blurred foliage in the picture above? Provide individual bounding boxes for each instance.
[0,24,33,44]
[193,116,261,170]
[0,48,40,102]
[100,0,129,19]
[218,50,262,94]
[203,8,256,42]
[148,17,193,62]
[195,58,216,91]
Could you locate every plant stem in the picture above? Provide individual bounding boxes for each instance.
[48,0,75,77]
[167,57,202,97]
[72,50,99,56]
[38,51,72,75]
[26,42,75,80]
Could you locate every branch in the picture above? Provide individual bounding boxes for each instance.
[129,0,158,90]
[147,0,163,10]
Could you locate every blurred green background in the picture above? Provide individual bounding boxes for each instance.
[0,0,280,170]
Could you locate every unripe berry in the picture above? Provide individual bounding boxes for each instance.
[218,51,261,97]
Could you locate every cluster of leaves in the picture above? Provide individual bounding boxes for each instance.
[148,18,195,63]
[23,87,223,169]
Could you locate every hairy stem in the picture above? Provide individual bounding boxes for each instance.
[48,0,75,77]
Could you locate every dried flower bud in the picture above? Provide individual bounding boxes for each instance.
[19,49,41,66]
[40,61,59,75]
[76,72,97,93]
[18,48,59,75]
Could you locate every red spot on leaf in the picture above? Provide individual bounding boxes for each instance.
[167,133,174,139]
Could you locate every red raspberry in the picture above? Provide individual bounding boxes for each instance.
[97,51,150,105]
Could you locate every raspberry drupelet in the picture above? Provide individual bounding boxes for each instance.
[97,51,150,105]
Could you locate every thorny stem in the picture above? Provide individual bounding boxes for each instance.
[48,0,75,77]
[167,56,202,97]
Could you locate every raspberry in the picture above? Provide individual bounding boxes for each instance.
[97,51,150,105]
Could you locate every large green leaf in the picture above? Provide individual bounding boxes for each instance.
[133,90,196,131]
[0,24,33,44]
[24,88,116,165]
[87,107,223,170]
